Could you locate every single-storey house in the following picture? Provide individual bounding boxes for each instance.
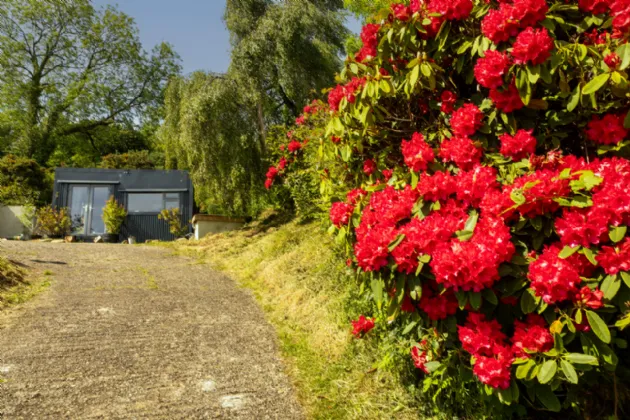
[52,167,193,242]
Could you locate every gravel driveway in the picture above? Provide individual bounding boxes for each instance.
[0,241,303,419]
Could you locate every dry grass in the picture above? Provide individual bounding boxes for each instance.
[171,219,422,419]
[0,254,51,310]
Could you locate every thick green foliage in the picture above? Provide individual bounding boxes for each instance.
[0,154,52,206]
[102,196,127,234]
[100,150,158,170]
[34,206,71,238]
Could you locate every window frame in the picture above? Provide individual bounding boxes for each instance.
[126,192,181,215]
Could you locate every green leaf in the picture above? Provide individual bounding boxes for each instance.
[586,310,611,343]
[565,352,599,365]
[516,68,532,105]
[379,79,391,94]
[410,65,420,88]
[402,321,418,335]
[456,210,479,242]
[510,189,526,206]
[469,291,482,310]
[616,43,630,70]
[621,271,630,288]
[567,85,581,112]
[424,361,441,373]
[609,225,627,243]
[624,110,630,129]
[371,277,384,310]
[537,360,557,384]
[582,73,610,95]
[516,359,536,379]
[581,247,598,266]
[559,245,580,259]
[601,274,621,300]
[521,289,538,314]
[560,360,578,384]
[536,387,561,412]
[482,289,498,305]
[388,234,406,252]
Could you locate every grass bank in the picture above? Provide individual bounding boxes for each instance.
[0,254,51,310]
[170,217,422,419]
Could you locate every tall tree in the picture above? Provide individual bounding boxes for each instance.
[158,72,264,216]
[0,0,180,162]
[343,0,395,18]
[225,0,348,125]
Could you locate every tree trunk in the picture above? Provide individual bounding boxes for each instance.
[257,101,267,157]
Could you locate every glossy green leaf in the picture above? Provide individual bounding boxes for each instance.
[609,225,627,243]
[536,386,561,412]
[586,310,611,343]
[582,73,610,95]
[561,360,578,384]
[559,245,579,259]
[565,352,599,365]
[537,360,557,384]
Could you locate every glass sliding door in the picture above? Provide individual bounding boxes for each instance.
[68,185,113,235]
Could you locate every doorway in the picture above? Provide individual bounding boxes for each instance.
[68,185,113,235]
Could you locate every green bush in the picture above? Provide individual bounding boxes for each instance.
[34,206,72,238]
[102,196,127,234]
[158,208,188,238]
[0,154,52,206]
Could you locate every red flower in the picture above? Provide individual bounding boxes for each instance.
[288,140,302,153]
[499,129,537,160]
[473,346,514,390]
[455,165,498,206]
[328,78,367,111]
[330,202,354,227]
[402,132,436,172]
[440,90,457,114]
[351,315,375,337]
[481,5,520,44]
[295,115,305,125]
[605,53,621,69]
[331,136,341,144]
[611,0,630,33]
[490,82,525,113]
[382,168,393,180]
[597,237,630,275]
[346,188,367,205]
[458,313,508,357]
[391,3,411,21]
[264,178,273,189]
[356,24,381,62]
[528,244,582,304]
[508,169,570,217]
[428,0,473,20]
[555,208,609,247]
[278,157,287,171]
[575,286,605,310]
[511,314,553,359]
[579,0,612,15]
[419,15,445,39]
[450,104,484,136]
[401,294,416,313]
[512,27,554,66]
[417,170,456,201]
[410,0,422,13]
[363,159,377,175]
[411,346,430,374]
[586,114,628,145]
[419,287,459,320]
[266,166,279,180]
[511,0,549,28]
[474,50,511,89]
[439,136,482,170]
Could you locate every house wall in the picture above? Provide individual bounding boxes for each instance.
[194,220,245,240]
[0,206,28,238]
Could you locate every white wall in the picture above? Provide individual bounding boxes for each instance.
[0,206,29,238]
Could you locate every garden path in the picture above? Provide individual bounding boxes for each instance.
[0,241,302,419]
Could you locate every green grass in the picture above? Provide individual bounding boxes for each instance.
[1,255,51,310]
[171,218,422,419]
[138,266,159,290]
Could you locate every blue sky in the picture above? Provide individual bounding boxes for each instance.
[93,0,361,75]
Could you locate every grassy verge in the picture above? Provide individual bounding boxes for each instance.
[0,255,51,310]
[169,218,422,419]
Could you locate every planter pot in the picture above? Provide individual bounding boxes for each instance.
[102,233,119,243]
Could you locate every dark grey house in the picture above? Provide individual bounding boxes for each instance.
[52,168,193,242]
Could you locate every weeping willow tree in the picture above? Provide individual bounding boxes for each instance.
[158,72,264,216]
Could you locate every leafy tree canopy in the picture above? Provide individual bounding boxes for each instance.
[0,0,181,163]
[343,0,395,19]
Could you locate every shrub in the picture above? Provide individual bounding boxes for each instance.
[0,154,52,206]
[270,1,630,417]
[34,206,72,238]
[158,208,188,238]
[99,150,156,170]
[102,196,127,234]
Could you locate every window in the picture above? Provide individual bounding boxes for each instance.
[127,193,180,213]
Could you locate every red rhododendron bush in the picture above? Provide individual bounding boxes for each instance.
[267,0,630,415]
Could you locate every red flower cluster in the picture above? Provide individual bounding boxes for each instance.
[329,202,354,227]
[351,315,375,337]
[490,82,525,113]
[511,314,553,359]
[474,50,511,89]
[328,77,367,112]
[356,24,381,62]
[439,136,482,170]
[511,27,554,66]
[440,90,457,114]
[347,188,367,204]
[605,52,621,69]
[419,286,459,320]
[580,0,612,15]
[597,237,630,274]
[265,166,279,190]
[458,313,513,389]
[391,3,411,21]
[450,104,484,136]
[288,140,302,153]
[402,132,436,172]
[363,159,377,175]
[499,129,537,160]
[611,0,630,33]
[586,113,628,145]
[411,344,430,374]
[574,286,605,310]
[527,244,582,304]
[428,0,473,21]
[482,0,548,43]
[508,169,570,217]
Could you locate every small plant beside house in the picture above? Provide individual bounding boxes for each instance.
[102,196,127,243]
[34,206,71,238]
[158,208,188,238]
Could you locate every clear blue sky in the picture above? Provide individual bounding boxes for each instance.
[93,0,361,75]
